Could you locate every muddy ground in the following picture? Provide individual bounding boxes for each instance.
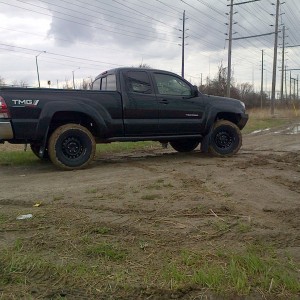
[0,122,299,299]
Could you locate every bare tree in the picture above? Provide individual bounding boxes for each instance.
[62,78,73,89]
[11,80,29,87]
[0,76,5,87]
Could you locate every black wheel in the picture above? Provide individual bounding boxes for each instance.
[208,120,242,156]
[170,139,200,152]
[30,144,49,160]
[48,124,96,170]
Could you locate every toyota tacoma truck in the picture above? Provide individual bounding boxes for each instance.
[0,67,248,170]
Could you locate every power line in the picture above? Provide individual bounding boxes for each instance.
[0,43,125,67]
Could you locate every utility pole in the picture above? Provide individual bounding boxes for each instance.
[180,11,188,78]
[297,75,299,100]
[280,25,285,102]
[227,0,234,97]
[226,0,262,97]
[290,71,292,99]
[261,50,264,109]
[285,65,287,99]
[270,0,280,115]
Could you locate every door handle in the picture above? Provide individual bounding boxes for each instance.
[159,99,169,104]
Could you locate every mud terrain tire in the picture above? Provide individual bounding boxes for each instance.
[208,120,242,156]
[48,124,96,170]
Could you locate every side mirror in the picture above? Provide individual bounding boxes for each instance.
[192,85,199,97]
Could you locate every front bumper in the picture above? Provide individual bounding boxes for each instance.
[0,121,14,140]
[237,113,249,130]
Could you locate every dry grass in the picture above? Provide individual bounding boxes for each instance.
[243,108,300,134]
[248,107,299,119]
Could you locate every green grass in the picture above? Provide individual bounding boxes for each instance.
[0,151,38,166]
[96,141,158,154]
[0,231,299,298]
[163,244,300,295]
[141,194,161,200]
[243,108,300,134]
[84,242,127,261]
[89,226,111,235]
[0,213,9,224]
[243,118,290,134]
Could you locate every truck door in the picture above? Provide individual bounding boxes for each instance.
[153,72,205,135]
[122,71,159,136]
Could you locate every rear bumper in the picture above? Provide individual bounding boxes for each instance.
[0,121,14,140]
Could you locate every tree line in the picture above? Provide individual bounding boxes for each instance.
[198,64,299,109]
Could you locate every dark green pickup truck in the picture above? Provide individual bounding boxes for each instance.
[0,67,248,170]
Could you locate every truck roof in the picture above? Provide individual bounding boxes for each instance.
[96,67,181,79]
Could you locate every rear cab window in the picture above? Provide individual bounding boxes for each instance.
[92,74,117,91]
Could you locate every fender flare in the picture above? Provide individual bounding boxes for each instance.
[34,101,110,157]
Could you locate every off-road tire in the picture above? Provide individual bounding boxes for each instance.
[170,139,200,152]
[48,124,96,170]
[30,143,49,160]
[208,120,242,156]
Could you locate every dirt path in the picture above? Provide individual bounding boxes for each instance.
[0,122,299,299]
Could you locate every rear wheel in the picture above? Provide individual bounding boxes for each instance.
[208,120,242,156]
[30,143,49,160]
[170,139,200,152]
[48,124,96,170]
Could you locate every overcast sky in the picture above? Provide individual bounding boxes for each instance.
[0,0,299,92]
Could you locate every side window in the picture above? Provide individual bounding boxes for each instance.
[99,75,117,91]
[106,75,117,90]
[92,78,101,90]
[126,71,152,94]
[154,73,191,96]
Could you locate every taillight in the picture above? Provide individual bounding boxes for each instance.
[0,96,10,118]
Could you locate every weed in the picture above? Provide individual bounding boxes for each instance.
[212,220,230,232]
[96,141,158,154]
[163,183,174,188]
[85,243,127,261]
[141,194,161,200]
[90,226,111,235]
[86,188,98,194]
[156,179,164,184]
[196,204,206,212]
[53,194,64,201]
[146,183,162,190]
[163,264,186,288]
[0,213,8,224]
[224,192,233,198]
[139,241,149,251]
[236,222,252,233]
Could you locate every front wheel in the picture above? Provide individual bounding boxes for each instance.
[170,139,200,152]
[48,124,96,170]
[208,120,242,156]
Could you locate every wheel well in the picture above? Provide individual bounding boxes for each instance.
[49,112,98,137]
[215,112,240,125]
